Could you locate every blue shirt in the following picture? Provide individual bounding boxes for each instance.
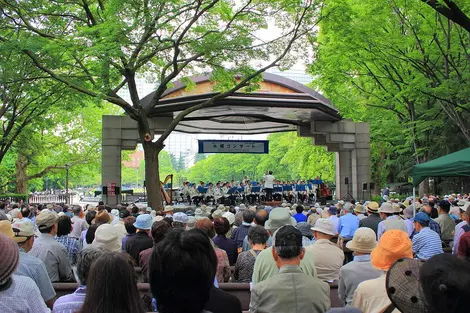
[16,249,56,302]
[337,213,359,238]
[412,227,443,260]
[293,213,307,223]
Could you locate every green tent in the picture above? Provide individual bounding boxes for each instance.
[411,147,470,187]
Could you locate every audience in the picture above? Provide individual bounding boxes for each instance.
[195,218,230,283]
[337,203,359,239]
[53,247,105,313]
[412,212,443,259]
[352,229,412,313]
[70,205,88,239]
[457,205,470,258]
[326,206,339,235]
[292,205,307,223]
[306,218,344,281]
[435,200,456,241]
[296,222,316,246]
[234,225,269,283]
[213,217,238,265]
[114,209,130,238]
[172,212,189,228]
[241,209,270,252]
[453,203,469,254]
[55,215,82,265]
[81,210,96,247]
[252,208,317,284]
[359,201,381,234]
[376,203,407,240]
[149,228,240,313]
[386,253,470,313]
[0,233,50,313]
[29,210,74,282]
[232,210,256,250]
[338,228,381,306]
[78,251,145,313]
[126,214,153,263]
[122,215,137,250]
[249,225,330,313]
[139,221,170,282]
[9,219,56,308]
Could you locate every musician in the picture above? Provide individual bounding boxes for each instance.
[181,181,191,203]
[189,184,202,206]
[205,183,215,204]
[263,171,275,202]
[221,182,230,205]
[245,181,255,205]
[214,182,223,204]
[242,176,249,184]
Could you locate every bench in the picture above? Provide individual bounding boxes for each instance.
[53,281,342,311]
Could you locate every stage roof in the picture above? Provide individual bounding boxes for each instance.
[140,73,342,135]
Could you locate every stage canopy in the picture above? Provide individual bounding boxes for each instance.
[411,147,470,187]
[139,73,342,134]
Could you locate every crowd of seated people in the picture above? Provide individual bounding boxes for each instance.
[0,192,469,313]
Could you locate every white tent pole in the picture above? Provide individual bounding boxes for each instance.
[412,186,416,217]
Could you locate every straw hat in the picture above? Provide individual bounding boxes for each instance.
[94,210,112,224]
[354,204,364,214]
[366,201,379,213]
[0,221,26,243]
[346,227,377,253]
[162,206,174,213]
[371,230,413,271]
[311,218,335,236]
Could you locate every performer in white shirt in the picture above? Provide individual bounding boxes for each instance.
[263,171,275,201]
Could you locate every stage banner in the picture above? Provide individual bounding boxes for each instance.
[198,140,269,154]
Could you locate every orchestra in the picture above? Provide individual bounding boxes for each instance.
[177,174,332,206]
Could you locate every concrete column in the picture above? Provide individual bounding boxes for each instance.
[336,150,353,200]
[102,144,122,206]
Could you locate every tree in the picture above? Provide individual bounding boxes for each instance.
[310,0,470,194]
[419,0,470,32]
[0,0,324,209]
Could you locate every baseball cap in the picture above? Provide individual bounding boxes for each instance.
[11,219,35,237]
[36,210,58,230]
[414,212,430,223]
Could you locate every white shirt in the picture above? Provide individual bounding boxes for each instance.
[263,175,275,189]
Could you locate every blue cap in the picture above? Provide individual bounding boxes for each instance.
[414,212,430,223]
[328,206,337,215]
[133,214,152,230]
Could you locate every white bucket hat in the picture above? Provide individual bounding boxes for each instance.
[346,227,377,253]
[311,218,335,236]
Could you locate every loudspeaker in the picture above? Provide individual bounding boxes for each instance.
[345,177,349,185]
[369,182,375,190]
[362,183,368,191]
[143,180,146,187]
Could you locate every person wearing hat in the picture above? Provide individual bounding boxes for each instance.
[194,208,205,220]
[385,253,470,313]
[91,224,122,252]
[306,218,344,282]
[172,212,189,228]
[376,202,407,241]
[0,233,50,313]
[351,230,412,313]
[457,205,470,258]
[416,204,442,239]
[326,206,339,235]
[296,222,316,247]
[222,211,236,238]
[186,216,196,230]
[93,209,112,224]
[249,225,330,313]
[2,220,55,308]
[359,201,382,234]
[113,209,130,239]
[162,205,174,216]
[353,204,366,220]
[338,228,382,306]
[252,208,317,284]
[412,212,443,260]
[435,200,456,242]
[307,206,321,226]
[125,214,153,263]
[29,210,74,282]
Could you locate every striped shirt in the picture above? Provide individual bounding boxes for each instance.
[412,227,443,260]
[55,235,81,266]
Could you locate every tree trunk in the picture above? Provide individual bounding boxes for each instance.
[137,114,164,211]
[15,152,28,194]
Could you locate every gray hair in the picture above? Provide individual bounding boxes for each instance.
[76,247,106,285]
[343,202,354,212]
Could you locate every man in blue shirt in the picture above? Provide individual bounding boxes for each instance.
[338,203,359,239]
[293,205,307,223]
[412,212,443,260]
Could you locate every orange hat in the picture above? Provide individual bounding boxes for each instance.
[370,230,413,271]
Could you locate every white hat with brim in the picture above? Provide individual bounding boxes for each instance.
[346,227,377,253]
[264,208,297,231]
[162,206,174,213]
[311,218,335,236]
[92,224,121,252]
[378,202,394,214]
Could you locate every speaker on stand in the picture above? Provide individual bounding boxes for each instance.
[341,177,355,201]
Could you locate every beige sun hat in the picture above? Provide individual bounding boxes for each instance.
[311,218,335,236]
[346,227,377,253]
[378,202,394,214]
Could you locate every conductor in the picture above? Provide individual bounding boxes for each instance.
[263,171,275,202]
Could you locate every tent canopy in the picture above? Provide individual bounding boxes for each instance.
[411,147,470,187]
